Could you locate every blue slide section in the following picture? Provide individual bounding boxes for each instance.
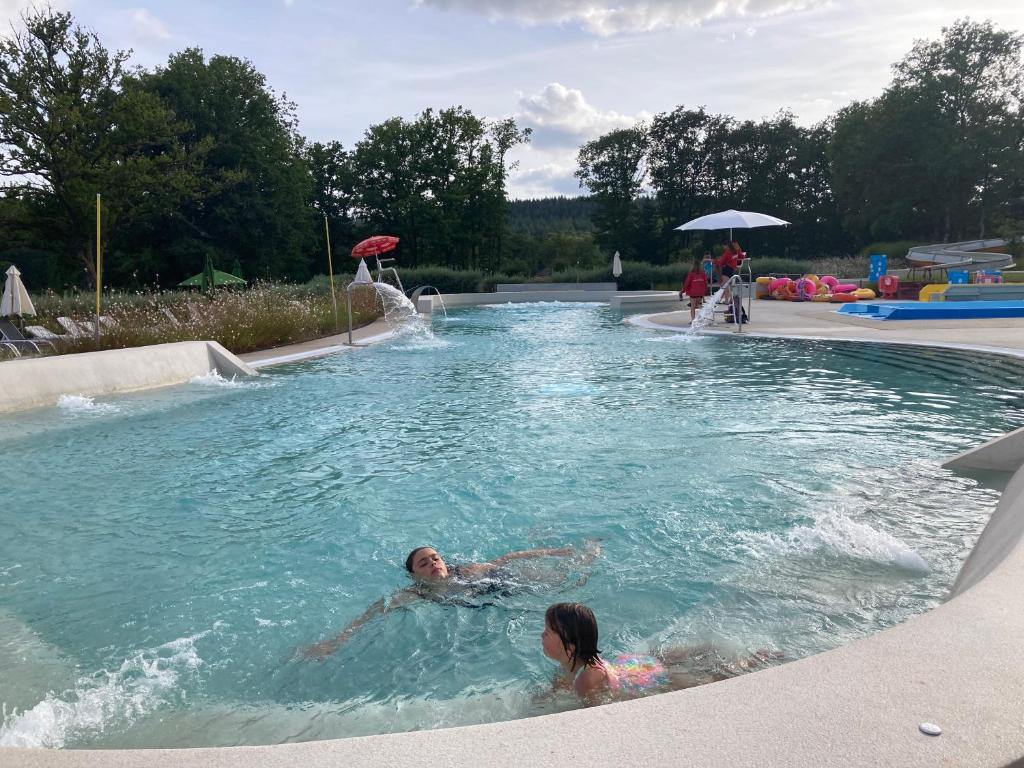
[837,301,1024,320]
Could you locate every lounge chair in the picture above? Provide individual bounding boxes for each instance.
[161,308,182,326]
[78,320,97,336]
[57,317,88,338]
[25,325,63,341]
[1,341,21,358]
[0,318,46,353]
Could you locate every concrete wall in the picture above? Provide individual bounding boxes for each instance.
[496,282,617,292]
[0,341,256,414]
[943,425,1024,473]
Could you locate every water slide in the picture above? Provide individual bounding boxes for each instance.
[895,238,1015,276]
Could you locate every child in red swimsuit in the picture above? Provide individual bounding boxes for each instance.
[681,261,709,323]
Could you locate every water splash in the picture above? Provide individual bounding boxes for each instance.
[372,282,433,342]
[687,285,729,335]
[56,395,118,414]
[189,371,244,388]
[0,632,208,748]
[734,511,929,572]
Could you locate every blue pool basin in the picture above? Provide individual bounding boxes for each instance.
[837,300,1024,320]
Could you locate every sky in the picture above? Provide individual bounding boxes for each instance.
[3,0,1024,198]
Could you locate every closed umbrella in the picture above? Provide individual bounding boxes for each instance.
[612,251,622,278]
[1,265,36,317]
[675,209,790,241]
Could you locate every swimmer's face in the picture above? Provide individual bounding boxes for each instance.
[542,621,569,663]
[410,548,449,581]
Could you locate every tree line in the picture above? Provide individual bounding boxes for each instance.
[1,11,1022,291]
[577,18,1024,264]
[0,9,530,289]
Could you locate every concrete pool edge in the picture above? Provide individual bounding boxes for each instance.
[0,341,255,415]
[6,302,1024,765]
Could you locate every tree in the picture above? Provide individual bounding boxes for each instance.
[893,18,1024,238]
[306,140,357,266]
[132,48,313,282]
[0,8,194,284]
[575,126,648,256]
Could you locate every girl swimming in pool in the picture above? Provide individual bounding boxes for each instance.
[303,544,599,659]
[541,602,781,704]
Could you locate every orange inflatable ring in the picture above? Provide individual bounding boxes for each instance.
[829,293,858,303]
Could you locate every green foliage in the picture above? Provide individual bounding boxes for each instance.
[389,266,485,294]
[831,19,1024,244]
[2,8,1022,299]
[576,127,649,258]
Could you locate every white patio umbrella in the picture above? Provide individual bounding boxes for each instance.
[1,265,36,317]
[675,209,790,241]
[612,251,622,278]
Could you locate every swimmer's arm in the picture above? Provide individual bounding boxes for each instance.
[301,591,417,660]
[488,546,574,567]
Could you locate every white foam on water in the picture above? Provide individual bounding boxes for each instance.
[0,632,208,748]
[391,336,452,352]
[189,370,245,388]
[735,511,929,572]
[56,394,118,414]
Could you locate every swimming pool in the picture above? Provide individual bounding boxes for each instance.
[2,302,1022,749]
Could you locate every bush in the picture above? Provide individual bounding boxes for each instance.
[31,283,382,356]
[396,266,485,294]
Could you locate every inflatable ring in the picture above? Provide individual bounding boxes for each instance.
[768,277,791,293]
[794,277,816,301]
[820,275,839,289]
[829,293,858,303]
[853,288,876,300]
[833,283,858,293]
[756,276,771,285]
[811,294,832,302]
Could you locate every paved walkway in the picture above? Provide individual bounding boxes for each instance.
[239,317,396,368]
[638,299,1024,357]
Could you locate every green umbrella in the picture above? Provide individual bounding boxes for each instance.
[177,256,247,289]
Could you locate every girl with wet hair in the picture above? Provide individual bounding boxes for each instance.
[542,602,783,705]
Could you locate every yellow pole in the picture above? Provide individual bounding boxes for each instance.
[324,215,339,330]
[95,194,102,345]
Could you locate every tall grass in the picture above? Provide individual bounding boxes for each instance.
[29,282,382,356]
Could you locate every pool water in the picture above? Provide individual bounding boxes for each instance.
[2,303,1022,749]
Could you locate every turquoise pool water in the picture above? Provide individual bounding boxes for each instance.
[2,302,1023,748]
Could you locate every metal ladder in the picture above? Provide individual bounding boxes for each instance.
[709,260,753,333]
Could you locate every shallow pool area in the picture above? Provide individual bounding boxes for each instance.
[2,302,1024,750]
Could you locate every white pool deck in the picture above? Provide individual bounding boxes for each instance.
[6,296,1024,767]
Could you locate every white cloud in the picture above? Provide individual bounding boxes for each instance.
[414,0,826,36]
[516,82,650,143]
[131,9,170,41]
[506,82,649,196]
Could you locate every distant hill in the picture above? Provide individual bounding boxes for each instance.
[506,196,595,236]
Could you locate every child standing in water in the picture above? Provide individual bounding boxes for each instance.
[681,260,709,323]
[541,602,780,705]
